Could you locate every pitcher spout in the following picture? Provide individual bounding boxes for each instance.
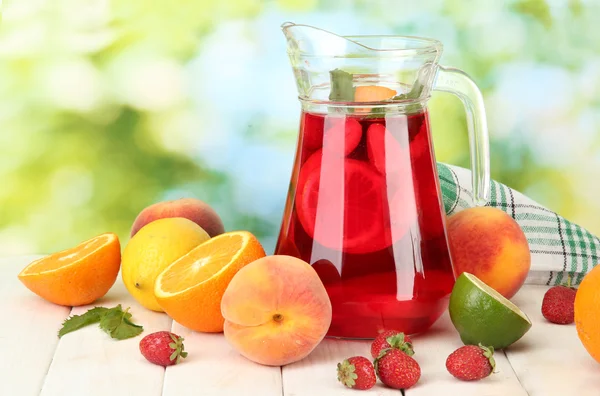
[281,22,368,58]
[280,22,442,104]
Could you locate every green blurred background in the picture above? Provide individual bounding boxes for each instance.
[1,0,599,257]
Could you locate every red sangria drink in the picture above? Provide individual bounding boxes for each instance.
[275,108,455,338]
[279,23,492,339]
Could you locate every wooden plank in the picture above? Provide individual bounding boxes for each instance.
[39,280,173,396]
[409,311,528,396]
[162,322,283,396]
[282,338,399,395]
[505,285,600,396]
[0,256,72,396]
[282,313,527,395]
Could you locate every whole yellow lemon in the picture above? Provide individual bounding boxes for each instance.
[122,217,210,311]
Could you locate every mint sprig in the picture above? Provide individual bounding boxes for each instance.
[328,68,355,102]
[329,68,425,117]
[58,307,109,338]
[58,304,144,340]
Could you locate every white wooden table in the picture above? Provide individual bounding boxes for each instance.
[2,256,599,395]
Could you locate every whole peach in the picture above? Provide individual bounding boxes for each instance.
[221,255,332,366]
[446,207,531,299]
[130,198,225,238]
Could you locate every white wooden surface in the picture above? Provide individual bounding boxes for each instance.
[506,286,600,396]
[1,255,599,396]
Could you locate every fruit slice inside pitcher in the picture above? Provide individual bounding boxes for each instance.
[322,117,363,156]
[300,115,363,156]
[301,112,325,152]
[278,109,455,337]
[366,122,416,235]
[295,152,390,254]
[366,122,412,177]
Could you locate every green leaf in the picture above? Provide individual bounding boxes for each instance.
[364,107,386,119]
[99,305,124,332]
[478,343,496,372]
[110,319,144,340]
[328,69,355,102]
[364,79,425,118]
[99,305,144,340]
[390,80,425,102]
[386,333,415,356]
[58,307,110,338]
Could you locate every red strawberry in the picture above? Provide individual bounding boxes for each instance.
[446,344,495,381]
[374,348,421,389]
[542,281,577,324]
[337,356,376,390]
[371,330,414,359]
[139,331,188,366]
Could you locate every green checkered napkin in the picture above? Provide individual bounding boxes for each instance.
[438,163,599,287]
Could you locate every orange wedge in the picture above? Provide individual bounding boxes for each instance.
[18,233,121,306]
[354,85,397,102]
[154,231,266,332]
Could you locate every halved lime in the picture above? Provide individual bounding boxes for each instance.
[449,272,532,349]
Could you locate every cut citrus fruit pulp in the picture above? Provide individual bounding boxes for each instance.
[154,230,266,333]
[295,151,391,254]
[367,122,412,182]
[121,217,210,312]
[157,233,245,294]
[354,85,397,102]
[18,233,121,306]
[366,122,417,240]
[449,272,532,349]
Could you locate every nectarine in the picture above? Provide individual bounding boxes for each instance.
[446,207,531,299]
[221,255,332,366]
[130,198,225,238]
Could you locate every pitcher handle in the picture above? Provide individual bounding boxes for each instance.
[433,66,490,206]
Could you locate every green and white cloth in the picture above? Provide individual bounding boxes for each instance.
[439,163,599,287]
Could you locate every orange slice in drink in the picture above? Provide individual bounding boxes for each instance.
[18,233,121,306]
[354,85,397,103]
[355,85,397,114]
[154,231,266,333]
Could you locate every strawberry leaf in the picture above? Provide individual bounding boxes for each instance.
[478,343,496,372]
[386,333,414,356]
[336,360,357,388]
[165,334,188,364]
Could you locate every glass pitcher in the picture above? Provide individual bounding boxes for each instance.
[274,23,490,338]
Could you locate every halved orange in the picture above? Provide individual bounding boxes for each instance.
[18,233,121,306]
[575,264,600,364]
[154,231,266,333]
